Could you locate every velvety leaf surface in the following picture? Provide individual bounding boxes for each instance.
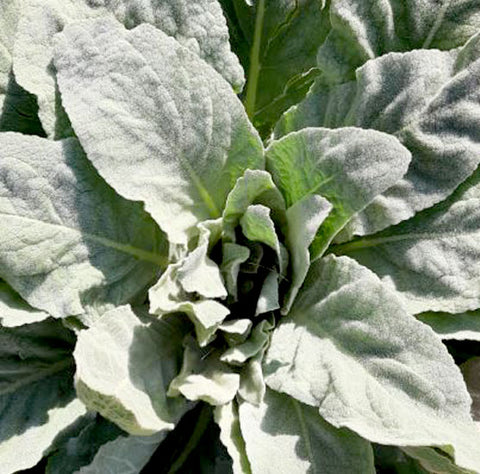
[0,281,50,327]
[264,255,480,472]
[0,319,86,473]
[278,40,480,237]
[13,0,244,136]
[238,388,375,474]
[0,133,164,319]
[55,18,263,245]
[266,127,411,258]
[74,306,188,435]
[337,194,480,314]
[316,0,480,84]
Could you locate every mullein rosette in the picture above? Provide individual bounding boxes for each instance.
[2,6,480,474]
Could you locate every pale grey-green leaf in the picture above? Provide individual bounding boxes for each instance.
[266,127,411,259]
[279,42,480,238]
[74,305,188,435]
[238,388,375,474]
[0,319,87,473]
[417,311,480,341]
[54,18,263,245]
[255,270,280,316]
[214,401,252,474]
[0,133,165,318]
[264,255,480,472]
[283,194,332,314]
[238,353,266,406]
[316,0,480,84]
[14,0,244,136]
[168,336,240,406]
[337,197,480,314]
[0,280,50,327]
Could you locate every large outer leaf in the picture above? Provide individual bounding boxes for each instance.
[317,0,480,84]
[417,311,480,341]
[336,190,480,313]
[13,0,244,137]
[278,40,480,238]
[0,133,164,319]
[0,319,86,473]
[266,127,411,258]
[55,18,263,245]
[264,255,480,472]
[74,306,188,435]
[238,388,375,474]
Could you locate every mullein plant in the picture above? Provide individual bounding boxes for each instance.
[1,1,480,472]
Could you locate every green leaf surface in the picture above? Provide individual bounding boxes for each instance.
[316,0,480,84]
[214,401,252,474]
[402,446,474,474]
[54,18,263,245]
[0,133,164,319]
[279,40,480,238]
[13,0,244,137]
[0,280,50,327]
[266,127,411,259]
[233,0,331,136]
[238,388,375,474]
[0,319,87,473]
[264,255,480,472]
[74,305,188,435]
[417,311,480,341]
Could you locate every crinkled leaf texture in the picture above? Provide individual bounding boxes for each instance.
[316,0,480,84]
[0,133,165,319]
[238,388,375,474]
[74,305,189,435]
[337,169,480,314]
[266,127,411,258]
[264,255,480,472]
[0,318,86,473]
[278,35,480,238]
[54,17,263,246]
[13,0,244,137]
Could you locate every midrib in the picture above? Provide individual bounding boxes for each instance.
[2,214,167,267]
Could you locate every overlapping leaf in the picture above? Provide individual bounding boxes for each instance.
[264,255,480,472]
[0,133,165,318]
[278,36,480,238]
[54,18,263,245]
[13,0,244,137]
[74,306,188,435]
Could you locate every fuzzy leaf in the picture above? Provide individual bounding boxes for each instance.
[266,127,411,258]
[417,311,480,341]
[0,133,164,319]
[14,0,244,136]
[317,0,480,84]
[264,255,480,473]
[238,388,375,474]
[74,306,188,435]
[55,18,263,245]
